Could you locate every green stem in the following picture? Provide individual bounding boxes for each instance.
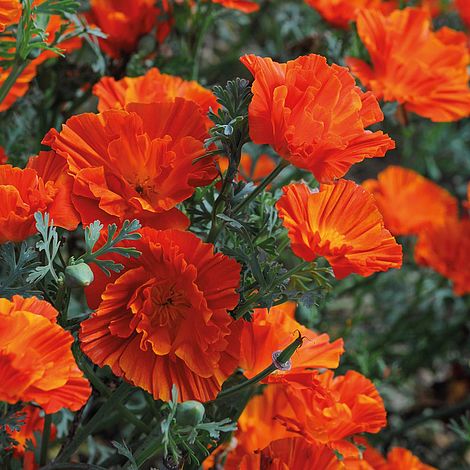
[39,414,52,466]
[232,160,289,214]
[72,344,152,434]
[191,2,214,80]
[54,382,134,463]
[0,59,28,107]
[217,332,303,399]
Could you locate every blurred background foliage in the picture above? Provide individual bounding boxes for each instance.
[0,0,469,467]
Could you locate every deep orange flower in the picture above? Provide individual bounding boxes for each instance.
[0,295,91,413]
[0,163,79,243]
[380,448,436,470]
[0,145,7,164]
[8,406,57,470]
[415,218,470,295]
[212,0,259,13]
[80,228,242,402]
[240,302,344,379]
[456,0,470,28]
[0,0,21,31]
[275,370,387,457]
[218,153,277,184]
[93,67,218,128]
[239,438,343,470]
[86,0,172,58]
[304,0,395,29]
[241,54,394,182]
[347,8,470,122]
[43,99,217,230]
[276,180,402,279]
[363,166,458,236]
[0,61,38,112]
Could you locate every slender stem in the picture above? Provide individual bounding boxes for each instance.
[217,332,303,399]
[232,160,289,214]
[72,344,152,434]
[0,59,29,107]
[54,382,134,463]
[191,2,214,80]
[39,414,52,466]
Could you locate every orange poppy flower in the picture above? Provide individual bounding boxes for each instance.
[0,295,91,413]
[43,99,217,230]
[240,54,394,182]
[0,163,79,243]
[415,218,470,296]
[8,405,57,470]
[456,0,470,28]
[0,0,21,31]
[212,0,259,13]
[93,67,218,128]
[275,370,387,458]
[239,438,343,470]
[346,8,470,122]
[218,153,277,184]
[86,0,172,58]
[240,302,344,379]
[276,180,402,279]
[363,166,458,236]
[303,0,395,29]
[380,448,436,470]
[0,61,38,113]
[80,228,242,402]
[0,145,7,164]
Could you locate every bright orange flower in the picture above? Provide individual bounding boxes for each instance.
[241,54,394,182]
[380,448,436,470]
[363,166,458,236]
[43,99,217,230]
[347,8,470,122]
[0,61,38,112]
[0,295,91,414]
[80,228,242,402]
[0,145,7,164]
[0,163,79,243]
[8,406,57,470]
[276,180,402,279]
[275,370,387,457]
[93,67,218,128]
[415,218,470,295]
[456,0,470,28]
[86,0,172,58]
[240,302,344,379]
[303,0,395,29]
[218,153,277,184]
[212,0,259,13]
[239,438,343,470]
[0,0,21,31]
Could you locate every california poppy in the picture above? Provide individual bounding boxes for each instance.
[276,180,402,279]
[303,0,395,29]
[275,370,387,457]
[0,61,38,113]
[456,0,470,28]
[80,228,242,402]
[363,166,458,236]
[218,153,277,185]
[0,0,20,31]
[0,163,79,243]
[239,437,343,470]
[347,8,470,122]
[415,218,470,296]
[86,0,172,58]
[43,99,217,230]
[7,406,57,470]
[381,448,436,470]
[240,54,394,182]
[93,67,218,128]
[0,295,91,413]
[239,302,344,379]
[212,0,259,13]
[0,145,7,164]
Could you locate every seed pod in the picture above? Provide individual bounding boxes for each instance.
[175,400,205,427]
[64,263,94,288]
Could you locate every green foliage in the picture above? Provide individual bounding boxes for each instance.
[0,403,26,463]
[78,219,142,276]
